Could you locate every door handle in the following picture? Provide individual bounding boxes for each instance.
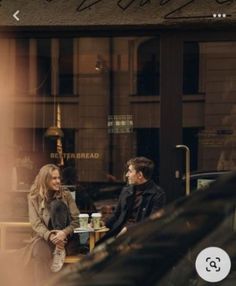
[176,145,191,196]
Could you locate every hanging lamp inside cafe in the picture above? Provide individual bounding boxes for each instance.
[45,95,64,139]
[45,125,64,138]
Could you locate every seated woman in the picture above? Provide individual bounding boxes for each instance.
[27,164,80,284]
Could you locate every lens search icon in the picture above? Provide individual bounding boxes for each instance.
[206,257,221,272]
[195,247,231,282]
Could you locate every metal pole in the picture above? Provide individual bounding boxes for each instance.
[176,145,191,196]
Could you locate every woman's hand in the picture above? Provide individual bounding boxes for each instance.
[55,240,65,250]
[50,230,67,244]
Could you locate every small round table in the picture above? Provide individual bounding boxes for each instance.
[74,226,109,251]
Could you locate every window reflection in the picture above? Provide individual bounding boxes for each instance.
[37,39,51,96]
[137,38,160,96]
[59,38,74,95]
[13,128,75,189]
[15,39,29,95]
[12,36,164,187]
[183,42,199,95]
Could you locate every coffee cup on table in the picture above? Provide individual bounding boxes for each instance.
[79,213,89,229]
[91,213,102,229]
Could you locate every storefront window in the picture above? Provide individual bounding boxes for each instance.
[183,42,199,95]
[15,39,29,96]
[10,36,162,190]
[13,128,75,189]
[59,38,74,95]
[183,41,236,173]
[137,37,160,96]
[37,39,51,96]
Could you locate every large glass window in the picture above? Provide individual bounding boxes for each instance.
[183,42,199,95]
[16,38,75,97]
[13,128,75,189]
[182,41,236,174]
[135,39,199,96]
[11,37,162,185]
[137,38,160,96]
[15,39,29,95]
[59,38,74,95]
[37,39,51,96]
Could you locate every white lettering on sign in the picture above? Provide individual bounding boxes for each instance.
[50,152,100,160]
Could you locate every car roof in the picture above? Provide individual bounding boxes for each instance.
[182,170,230,181]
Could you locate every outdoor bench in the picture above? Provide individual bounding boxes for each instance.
[0,221,80,263]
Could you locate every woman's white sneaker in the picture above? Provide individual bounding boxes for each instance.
[50,248,66,272]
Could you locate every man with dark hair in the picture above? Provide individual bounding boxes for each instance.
[126,157,155,181]
[100,156,165,242]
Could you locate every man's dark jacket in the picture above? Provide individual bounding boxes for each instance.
[100,180,165,243]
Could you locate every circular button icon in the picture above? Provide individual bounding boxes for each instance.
[195,247,231,282]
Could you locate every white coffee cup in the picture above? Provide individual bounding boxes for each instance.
[79,213,89,229]
[91,213,102,229]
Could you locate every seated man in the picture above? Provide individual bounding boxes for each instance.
[99,156,166,243]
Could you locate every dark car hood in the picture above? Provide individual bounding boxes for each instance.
[47,171,236,286]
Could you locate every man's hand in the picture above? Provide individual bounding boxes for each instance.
[117,226,127,237]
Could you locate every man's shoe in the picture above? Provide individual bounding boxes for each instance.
[50,248,66,273]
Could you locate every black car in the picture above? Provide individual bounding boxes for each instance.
[181,170,230,196]
[47,171,236,286]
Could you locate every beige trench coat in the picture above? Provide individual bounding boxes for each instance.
[22,189,80,266]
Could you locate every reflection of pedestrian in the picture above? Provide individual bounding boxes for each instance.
[217,151,235,171]
[217,149,236,171]
[62,167,96,215]
[16,155,35,189]
[98,157,165,243]
[26,164,80,285]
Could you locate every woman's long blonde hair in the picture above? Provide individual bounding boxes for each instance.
[30,164,62,200]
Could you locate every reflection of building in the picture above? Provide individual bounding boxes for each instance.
[4,37,200,186]
[2,2,236,200]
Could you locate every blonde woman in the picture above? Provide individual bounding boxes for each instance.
[27,164,80,284]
